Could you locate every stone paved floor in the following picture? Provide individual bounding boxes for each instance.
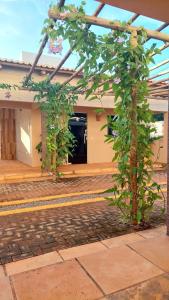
[0,172,166,202]
[0,226,168,300]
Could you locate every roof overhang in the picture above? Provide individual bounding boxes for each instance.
[97,0,169,22]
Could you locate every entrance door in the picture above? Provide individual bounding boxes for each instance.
[69,113,87,164]
[0,108,16,160]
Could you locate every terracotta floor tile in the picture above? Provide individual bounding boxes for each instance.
[102,233,144,248]
[137,226,166,239]
[6,251,62,276]
[78,245,163,295]
[59,242,106,260]
[0,276,14,300]
[106,273,169,299]
[12,260,103,300]
[130,236,169,272]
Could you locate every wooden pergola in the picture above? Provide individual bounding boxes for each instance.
[24,0,169,233]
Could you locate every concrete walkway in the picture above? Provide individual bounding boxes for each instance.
[1,225,169,299]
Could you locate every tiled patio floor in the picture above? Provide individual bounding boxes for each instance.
[1,225,168,300]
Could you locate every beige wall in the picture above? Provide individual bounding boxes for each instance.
[15,109,32,165]
[15,108,41,167]
[152,112,168,164]
[87,109,113,163]
[0,66,168,166]
[31,109,41,167]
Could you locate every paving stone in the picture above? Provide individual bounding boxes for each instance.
[6,251,63,275]
[12,260,103,300]
[137,225,166,239]
[59,241,106,260]
[78,245,163,295]
[0,173,166,265]
[106,273,169,300]
[0,276,14,300]
[101,233,145,248]
[130,235,169,272]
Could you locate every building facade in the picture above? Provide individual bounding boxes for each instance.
[0,58,168,167]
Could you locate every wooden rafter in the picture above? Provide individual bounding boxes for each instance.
[150,89,169,95]
[150,59,169,71]
[146,22,169,42]
[149,69,169,80]
[148,77,169,87]
[149,84,169,91]
[128,13,140,24]
[48,11,169,42]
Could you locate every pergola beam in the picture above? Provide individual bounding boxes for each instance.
[150,90,169,96]
[150,59,169,71]
[146,22,169,42]
[148,77,169,87]
[48,11,169,42]
[128,13,140,23]
[149,69,169,80]
[149,84,169,91]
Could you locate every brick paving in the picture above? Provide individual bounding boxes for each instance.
[0,171,167,202]
[0,200,165,265]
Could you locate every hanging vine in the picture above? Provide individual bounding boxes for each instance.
[0,81,78,177]
[23,80,78,176]
[44,2,163,225]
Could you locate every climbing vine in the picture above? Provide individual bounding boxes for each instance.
[0,81,78,177]
[44,2,163,225]
[0,2,164,225]
[23,80,78,175]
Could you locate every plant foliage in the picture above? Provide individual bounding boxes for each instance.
[43,1,163,224]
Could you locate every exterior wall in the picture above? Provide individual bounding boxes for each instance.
[0,65,168,166]
[15,108,41,167]
[152,112,168,164]
[74,107,114,164]
[87,109,113,163]
[15,109,32,165]
[31,109,41,167]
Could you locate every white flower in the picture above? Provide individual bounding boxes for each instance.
[50,125,55,129]
[113,78,121,84]
[116,37,125,43]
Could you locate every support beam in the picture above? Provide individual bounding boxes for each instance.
[149,84,169,92]
[149,69,169,80]
[128,14,140,24]
[158,43,169,52]
[148,77,169,87]
[48,11,169,42]
[61,65,84,86]
[149,59,169,71]
[48,3,105,81]
[146,22,169,42]
[150,90,169,96]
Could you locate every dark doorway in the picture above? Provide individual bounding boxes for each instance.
[69,113,87,164]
